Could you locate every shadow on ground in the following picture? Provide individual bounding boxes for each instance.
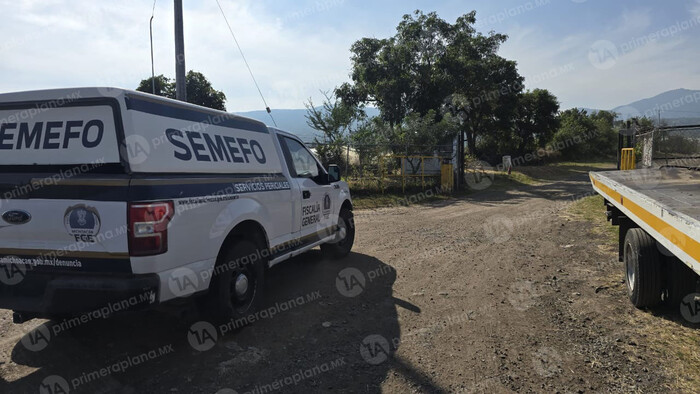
[1,251,416,394]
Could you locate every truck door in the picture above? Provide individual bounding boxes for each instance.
[277,136,335,245]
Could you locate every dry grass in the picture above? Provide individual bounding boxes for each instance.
[568,193,700,393]
[351,161,614,209]
[568,195,618,247]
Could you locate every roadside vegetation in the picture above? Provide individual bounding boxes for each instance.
[304,10,632,174]
[568,189,700,393]
[352,161,612,209]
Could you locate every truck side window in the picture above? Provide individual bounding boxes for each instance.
[281,137,320,179]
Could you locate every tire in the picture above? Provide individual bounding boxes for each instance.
[664,256,698,308]
[321,207,355,259]
[205,239,265,321]
[624,228,663,308]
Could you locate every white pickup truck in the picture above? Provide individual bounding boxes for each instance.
[0,87,355,323]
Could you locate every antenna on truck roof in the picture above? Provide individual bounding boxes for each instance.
[149,0,157,95]
[215,0,278,127]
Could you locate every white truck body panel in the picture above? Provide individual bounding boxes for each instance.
[0,87,353,313]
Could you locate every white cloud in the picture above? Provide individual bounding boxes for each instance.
[615,8,653,35]
[3,1,700,114]
[501,6,700,111]
[0,0,354,111]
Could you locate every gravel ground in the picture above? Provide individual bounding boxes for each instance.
[0,167,680,393]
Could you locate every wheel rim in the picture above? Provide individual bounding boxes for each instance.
[234,273,249,297]
[336,217,348,244]
[329,214,349,245]
[229,267,256,313]
[625,243,635,292]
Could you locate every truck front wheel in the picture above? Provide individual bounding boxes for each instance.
[624,228,663,308]
[321,207,355,259]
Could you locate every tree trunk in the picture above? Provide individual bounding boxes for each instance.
[466,131,477,157]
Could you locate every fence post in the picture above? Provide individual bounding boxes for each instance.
[346,141,350,181]
[380,155,385,194]
[401,156,405,194]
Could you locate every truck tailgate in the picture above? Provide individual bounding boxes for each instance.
[0,174,131,273]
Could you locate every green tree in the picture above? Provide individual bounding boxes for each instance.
[184,71,227,111]
[512,89,560,156]
[136,71,227,111]
[305,91,365,168]
[338,10,524,158]
[350,117,393,170]
[338,11,483,123]
[136,74,175,98]
[443,53,524,157]
[551,109,617,160]
[395,110,458,173]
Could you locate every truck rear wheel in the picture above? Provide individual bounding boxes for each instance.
[206,239,265,321]
[624,228,663,308]
[321,207,355,259]
[664,256,698,308]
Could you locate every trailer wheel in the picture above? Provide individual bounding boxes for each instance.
[206,239,265,321]
[664,256,698,308]
[624,228,663,308]
[321,207,355,259]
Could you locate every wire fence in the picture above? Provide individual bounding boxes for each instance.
[638,126,700,168]
[309,142,455,193]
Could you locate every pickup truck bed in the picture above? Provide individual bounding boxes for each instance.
[590,168,700,276]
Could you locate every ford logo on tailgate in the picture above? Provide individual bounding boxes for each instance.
[2,210,32,225]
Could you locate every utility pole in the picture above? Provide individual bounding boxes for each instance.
[174,0,187,102]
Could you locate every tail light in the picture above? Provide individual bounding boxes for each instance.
[128,201,174,256]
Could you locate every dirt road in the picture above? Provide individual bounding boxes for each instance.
[0,166,686,393]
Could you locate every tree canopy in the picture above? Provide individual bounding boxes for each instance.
[308,9,620,174]
[136,71,226,111]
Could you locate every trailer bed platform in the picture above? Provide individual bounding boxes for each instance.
[590,168,700,276]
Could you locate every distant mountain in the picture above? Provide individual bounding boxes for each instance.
[236,107,380,143]
[576,107,603,114]
[236,89,700,140]
[612,88,700,124]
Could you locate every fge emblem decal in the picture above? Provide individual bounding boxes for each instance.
[64,205,101,242]
[323,193,332,218]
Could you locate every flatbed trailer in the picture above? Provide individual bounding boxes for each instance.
[590,168,700,309]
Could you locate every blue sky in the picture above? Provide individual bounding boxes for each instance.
[1,0,700,112]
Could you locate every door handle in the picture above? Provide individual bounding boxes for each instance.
[302,190,311,199]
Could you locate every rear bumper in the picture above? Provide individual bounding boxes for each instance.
[0,272,160,317]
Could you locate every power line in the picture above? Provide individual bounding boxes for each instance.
[214,0,277,127]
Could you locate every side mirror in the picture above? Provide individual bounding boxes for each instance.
[328,164,341,183]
